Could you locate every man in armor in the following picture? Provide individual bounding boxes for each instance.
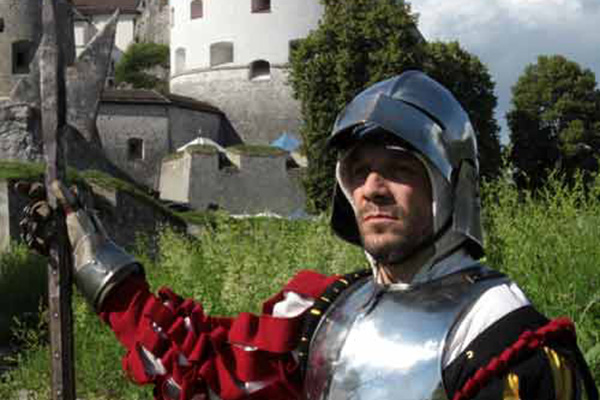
[19,71,597,400]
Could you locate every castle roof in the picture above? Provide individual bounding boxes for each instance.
[72,0,140,16]
[101,89,224,115]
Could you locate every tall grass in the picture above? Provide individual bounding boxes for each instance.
[0,175,598,398]
[483,174,600,376]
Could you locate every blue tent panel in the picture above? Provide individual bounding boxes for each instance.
[271,132,301,152]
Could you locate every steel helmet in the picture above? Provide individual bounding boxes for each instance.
[328,70,483,258]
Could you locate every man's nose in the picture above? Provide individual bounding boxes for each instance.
[362,171,390,199]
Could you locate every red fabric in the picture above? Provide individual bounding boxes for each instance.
[99,270,336,400]
[451,317,576,400]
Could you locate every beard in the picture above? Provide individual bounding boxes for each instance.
[357,204,431,265]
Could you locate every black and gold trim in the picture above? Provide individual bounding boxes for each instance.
[297,268,371,376]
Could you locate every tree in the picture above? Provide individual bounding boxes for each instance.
[423,41,502,179]
[507,55,600,189]
[289,0,427,212]
[114,42,170,92]
[290,2,505,212]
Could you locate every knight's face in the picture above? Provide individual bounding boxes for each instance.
[339,142,433,263]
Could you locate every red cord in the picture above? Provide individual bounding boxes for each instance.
[452,317,576,400]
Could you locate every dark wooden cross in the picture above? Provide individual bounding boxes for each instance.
[40,1,75,399]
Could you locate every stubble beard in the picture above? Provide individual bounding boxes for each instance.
[361,230,416,265]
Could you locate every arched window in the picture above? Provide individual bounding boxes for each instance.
[191,0,203,19]
[249,60,270,81]
[12,40,33,74]
[210,42,234,67]
[251,0,271,13]
[127,138,144,161]
[170,7,175,28]
[175,47,186,74]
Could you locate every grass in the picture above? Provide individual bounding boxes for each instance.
[227,144,288,157]
[0,173,598,398]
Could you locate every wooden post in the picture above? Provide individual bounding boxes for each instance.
[39,0,76,399]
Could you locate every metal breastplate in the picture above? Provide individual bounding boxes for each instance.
[304,267,507,400]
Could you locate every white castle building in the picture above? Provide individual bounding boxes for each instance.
[168,0,324,143]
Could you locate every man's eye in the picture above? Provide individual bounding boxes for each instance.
[351,166,370,179]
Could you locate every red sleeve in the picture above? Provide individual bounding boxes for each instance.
[98,270,339,400]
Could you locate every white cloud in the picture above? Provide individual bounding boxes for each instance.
[411,0,600,143]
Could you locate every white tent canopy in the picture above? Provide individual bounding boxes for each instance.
[177,137,226,153]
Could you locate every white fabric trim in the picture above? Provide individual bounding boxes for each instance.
[139,345,167,376]
[272,291,315,318]
[443,282,530,366]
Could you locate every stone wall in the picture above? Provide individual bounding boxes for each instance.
[97,102,170,188]
[159,146,306,216]
[0,101,140,186]
[0,177,185,254]
[170,66,301,143]
[0,0,41,97]
[135,0,170,46]
[168,106,231,149]
[0,101,43,162]
[96,98,241,190]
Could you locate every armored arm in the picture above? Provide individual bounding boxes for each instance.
[51,181,143,311]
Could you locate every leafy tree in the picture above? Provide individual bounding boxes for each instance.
[423,41,502,179]
[114,42,170,92]
[289,0,426,212]
[507,55,600,188]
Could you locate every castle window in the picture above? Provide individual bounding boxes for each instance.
[210,42,233,67]
[127,138,144,161]
[249,60,270,81]
[251,0,271,13]
[12,41,33,74]
[175,47,186,74]
[191,0,203,19]
[0,18,5,33]
[170,7,175,28]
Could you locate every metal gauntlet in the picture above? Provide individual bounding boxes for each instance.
[54,182,143,311]
[72,226,142,311]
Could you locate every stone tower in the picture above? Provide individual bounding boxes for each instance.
[0,0,42,97]
[169,0,324,144]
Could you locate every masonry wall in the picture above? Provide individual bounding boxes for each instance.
[158,154,192,203]
[88,183,186,252]
[170,67,301,143]
[160,150,306,216]
[215,153,305,215]
[0,102,43,161]
[0,178,185,253]
[0,0,41,97]
[168,107,226,149]
[97,103,170,188]
[135,0,170,45]
[170,0,323,68]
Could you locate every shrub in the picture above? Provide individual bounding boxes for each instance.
[114,43,170,92]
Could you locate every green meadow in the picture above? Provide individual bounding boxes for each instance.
[0,175,598,399]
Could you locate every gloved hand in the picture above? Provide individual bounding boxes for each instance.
[16,180,103,262]
[16,180,142,310]
[16,181,56,256]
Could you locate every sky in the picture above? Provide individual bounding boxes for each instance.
[410,0,600,144]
